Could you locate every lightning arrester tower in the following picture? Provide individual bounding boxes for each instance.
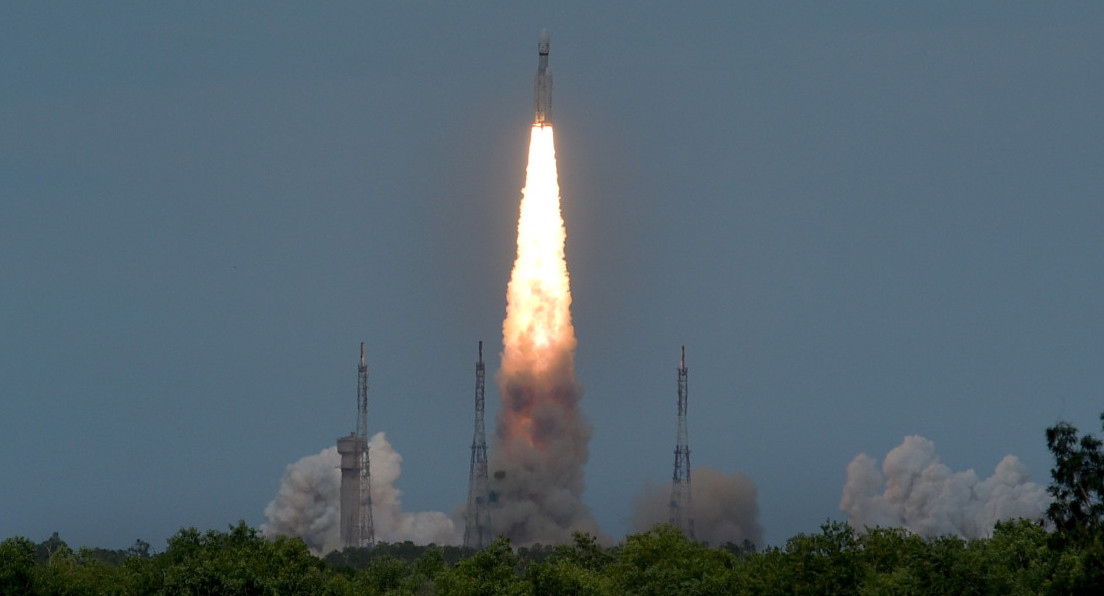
[669,345,695,539]
[464,341,492,548]
[338,343,375,548]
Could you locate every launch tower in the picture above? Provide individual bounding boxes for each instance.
[464,341,492,548]
[668,346,695,539]
[338,343,375,548]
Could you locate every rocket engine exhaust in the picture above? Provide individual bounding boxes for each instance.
[486,32,600,544]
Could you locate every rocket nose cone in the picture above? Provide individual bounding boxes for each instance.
[538,28,550,50]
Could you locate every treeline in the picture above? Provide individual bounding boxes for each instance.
[3,519,1103,595]
[4,414,1104,595]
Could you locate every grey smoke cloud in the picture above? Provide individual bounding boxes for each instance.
[486,363,604,545]
[631,466,763,547]
[840,435,1051,538]
[262,432,458,553]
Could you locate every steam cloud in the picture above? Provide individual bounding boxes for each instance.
[840,435,1051,538]
[262,432,458,553]
[261,446,341,553]
[632,466,763,547]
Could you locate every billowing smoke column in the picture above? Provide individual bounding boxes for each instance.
[487,122,601,545]
[262,446,341,553]
[263,432,459,553]
[840,435,1051,538]
[632,466,763,547]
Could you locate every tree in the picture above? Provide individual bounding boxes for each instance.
[775,521,864,594]
[974,519,1056,595]
[0,537,36,596]
[526,533,615,596]
[360,556,409,594]
[436,537,526,596]
[158,521,326,595]
[1046,413,1104,542]
[35,532,67,566]
[611,524,737,596]
[527,558,614,596]
[126,539,152,559]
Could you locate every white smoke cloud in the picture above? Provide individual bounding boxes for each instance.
[261,446,342,554]
[632,466,763,548]
[368,432,459,545]
[840,435,1051,538]
[262,432,459,553]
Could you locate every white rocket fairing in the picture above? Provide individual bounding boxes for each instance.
[534,29,552,126]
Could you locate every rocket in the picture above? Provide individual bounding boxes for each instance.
[533,29,552,126]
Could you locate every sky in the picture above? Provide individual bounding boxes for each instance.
[3,2,1103,550]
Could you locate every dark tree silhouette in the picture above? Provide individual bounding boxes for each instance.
[1046,413,1104,542]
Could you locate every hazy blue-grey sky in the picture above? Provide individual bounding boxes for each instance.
[3,2,1102,549]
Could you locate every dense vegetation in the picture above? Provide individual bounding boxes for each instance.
[5,415,1104,595]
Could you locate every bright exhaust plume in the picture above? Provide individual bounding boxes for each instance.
[488,124,601,544]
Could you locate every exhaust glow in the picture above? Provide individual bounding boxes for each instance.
[490,124,599,544]
[502,125,573,400]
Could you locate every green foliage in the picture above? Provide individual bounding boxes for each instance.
[153,521,328,595]
[0,537,36,596]
[527,557,615,596]
[0,521,1090,595]
[35,532,67,566]
[1048,533,1104,596]
[779,521,865,593]
[361,556,410,594]
[610,524,738,596]
[524,533,616,596]
[10,523,1080,595]
[977,519,1056,594]
[436,537,526,596]
[1046,414,1104,544]
[326,540,474,571]
[558,532,615,573]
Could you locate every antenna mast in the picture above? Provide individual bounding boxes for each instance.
[669,345,695,539]
[464,341,492,548]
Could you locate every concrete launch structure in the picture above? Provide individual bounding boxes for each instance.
[337,433,366,547]
[533,29,552,126]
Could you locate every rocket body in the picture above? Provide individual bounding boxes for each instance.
[534,29,552,126]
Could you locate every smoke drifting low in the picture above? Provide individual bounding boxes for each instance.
[261,446,341,553]
[262,432,459,553]
[632,466,763,547]
[840,435,1050,538]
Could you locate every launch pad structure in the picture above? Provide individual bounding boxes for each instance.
[464,341,492,548]
[669,346,695,539]
[338,343,375,549]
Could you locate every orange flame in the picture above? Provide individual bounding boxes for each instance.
[499,125,576,449]
[488,123,599,545]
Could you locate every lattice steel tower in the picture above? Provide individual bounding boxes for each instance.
[464,341,492,548]
[339,343,375,548]
[669,345,695,539]
[356,343,375,546]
